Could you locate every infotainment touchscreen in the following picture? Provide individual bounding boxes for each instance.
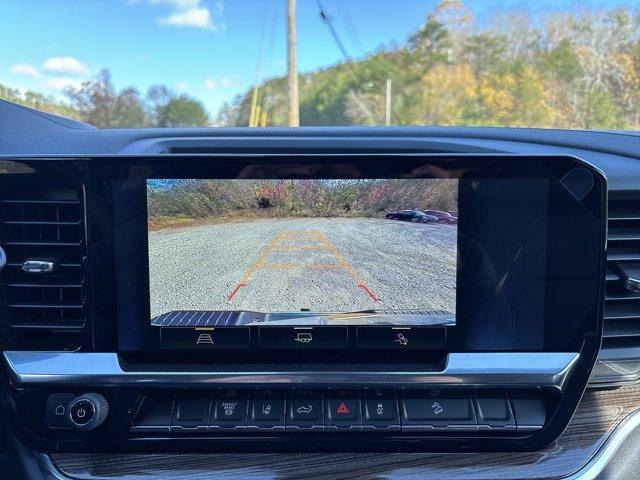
[147,179,458,327]
[99,154,605,356]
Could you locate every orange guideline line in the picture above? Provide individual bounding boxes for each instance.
[226,233,283,302]
[318,234,380,304]
[227,228,380,304]
[261,262,342,270]
[227,229,316,302]
[270,245,328,251]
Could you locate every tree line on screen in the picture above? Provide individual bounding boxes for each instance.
[2,6,639,130]
[147,179,457,227]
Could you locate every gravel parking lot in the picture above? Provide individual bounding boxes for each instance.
[148,217,457,322]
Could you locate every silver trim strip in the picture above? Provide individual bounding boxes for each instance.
[3,351,579,388]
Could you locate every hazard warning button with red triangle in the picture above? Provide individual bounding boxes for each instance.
[336,401,350,414]
[326,389,360,426]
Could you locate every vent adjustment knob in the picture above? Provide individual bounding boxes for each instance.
[68,393,109,431]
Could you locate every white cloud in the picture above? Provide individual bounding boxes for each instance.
[42,57,90,76]
[176,81,188,91]
[46,77,83,92]
[152,0,224,32]
[151,0,200,8]
[204,76,236,90]
[159,7,211,28]
[204,78,216,90]
[9,63,40,77]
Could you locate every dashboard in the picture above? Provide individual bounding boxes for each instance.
[1,100,640,479]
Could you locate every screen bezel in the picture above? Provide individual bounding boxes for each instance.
[82,153,606,360]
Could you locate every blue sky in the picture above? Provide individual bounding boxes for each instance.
[0,0,631,116]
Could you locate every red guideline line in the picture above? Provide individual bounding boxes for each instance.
[227,283,246,302]
[358,284,380,303]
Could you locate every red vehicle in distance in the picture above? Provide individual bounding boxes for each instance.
[421,210,458,225]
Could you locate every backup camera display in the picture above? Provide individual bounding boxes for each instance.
[147,179,458,327]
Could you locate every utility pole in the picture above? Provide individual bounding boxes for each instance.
[287,0,299,127]
[385,78,392,126]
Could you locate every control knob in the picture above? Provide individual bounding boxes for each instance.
[67,393,109,431]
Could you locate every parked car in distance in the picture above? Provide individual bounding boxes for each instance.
[421,210,458,225]
[385,210,439,223]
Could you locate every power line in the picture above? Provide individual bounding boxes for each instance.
[332,0,363,55]
[315,0,351,61]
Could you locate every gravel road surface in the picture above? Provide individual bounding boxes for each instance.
[149,217,457,323]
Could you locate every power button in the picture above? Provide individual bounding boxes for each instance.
[67,393,109,431]
[70,399,95,426]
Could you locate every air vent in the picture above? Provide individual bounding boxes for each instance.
[0,178,87,351]
[594,194,640,382]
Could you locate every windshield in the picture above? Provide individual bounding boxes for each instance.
[1,0,637,129]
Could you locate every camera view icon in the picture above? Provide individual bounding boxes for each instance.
[196,333,213,345]
[294,332,313,344]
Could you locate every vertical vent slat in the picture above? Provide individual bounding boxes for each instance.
[602,197,640,352]
[0,180,86,351]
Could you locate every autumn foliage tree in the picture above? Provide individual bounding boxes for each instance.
[223,6,640,131]
[3,5,639,131]
[63,71,209,128]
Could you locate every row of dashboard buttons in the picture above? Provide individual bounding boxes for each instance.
[131,388,545,433]
[160,326,446,350]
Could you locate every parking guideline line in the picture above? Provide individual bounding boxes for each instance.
[226,233,281,301]
[227,229,300,301]
[318,235,380,304]
[226,228,379,304]
[261,262,343,270]
[269,245,329,251]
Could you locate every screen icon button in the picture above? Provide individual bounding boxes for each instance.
[294,332,313,344]
[356,326,446,350]
[259,326,347,349]
[394,332,408,346]
[160,327,250,350]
